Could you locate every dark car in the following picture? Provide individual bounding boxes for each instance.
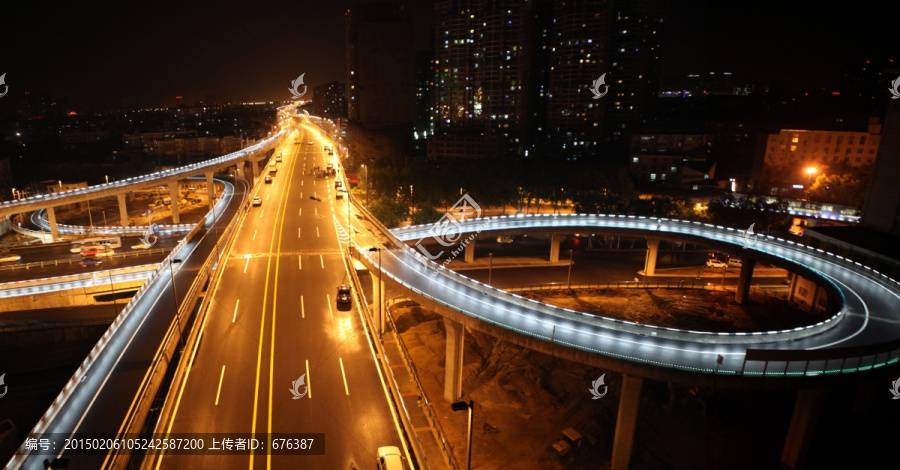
[80,257,102,267]
[336,285,352,311]
[265,175,273,184]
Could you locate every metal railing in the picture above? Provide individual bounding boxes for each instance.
[384,297,462,470]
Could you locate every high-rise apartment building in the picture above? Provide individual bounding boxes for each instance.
[346,2,414,130]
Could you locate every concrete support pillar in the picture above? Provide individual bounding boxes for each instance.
[734,258,757,304]
[205,172,216,211]
[46,206,59,242]
[168,182,181,224]
[781,388,827,469]
[443,317,465,403]
[788,272,799,302]
[549,233,563,262]
[248,157,257,182]
[371,274,384,337]
[235,163,244,180]
[127,190,135,202]
[116,193,129,227]
[644,237,660,276]
[464,238,475,263]
[811,286,823,313]
[612,374,644,470]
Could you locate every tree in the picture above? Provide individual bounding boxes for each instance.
[368,196,408,228]
[808,173,867,206]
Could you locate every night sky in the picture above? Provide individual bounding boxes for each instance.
[0,1,896,111]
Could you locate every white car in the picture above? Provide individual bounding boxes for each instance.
[706,259,727,268]
[0,254,21,263]
[252,196,262,206]
[497,236,514,244]
[376,446,403,470]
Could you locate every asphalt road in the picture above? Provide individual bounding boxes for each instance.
[12,171,246,469]
[154,123,404,469]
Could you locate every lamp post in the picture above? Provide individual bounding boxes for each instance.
[488,252,493,286]
[804,167,818,200]
[169,258,185,350]
[451,400,474,470]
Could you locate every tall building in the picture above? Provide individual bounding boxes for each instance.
[861,97,900,235]
[430,0,534,159]
[312,81,347,118]
[761,121,882,196]
[604,0,665,157]
[346,2,414,130]
[543,0,611,161]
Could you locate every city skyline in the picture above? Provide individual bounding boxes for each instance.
[0,1,896,111]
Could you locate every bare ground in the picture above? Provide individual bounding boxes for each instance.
[519,288,825,332]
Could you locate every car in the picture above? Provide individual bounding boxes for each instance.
[307,141,314,145]
[727,258,743,267]
[376,446,403,470]
[276,155,283,162]
[337,285,352,304]
[327,150,333,155]
[80,247,106,257]
[706,259,727,268]
[497,236,514,244]
[131,242,152,250]
[336,190,344,199]
[252,196,262,206]
[269,161,276,168]
[265,175,273,184]
[335,180,343,189]
[0,253,21,263]
[79,257,102,267]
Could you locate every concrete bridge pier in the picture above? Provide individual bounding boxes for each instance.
[205,172,216,211]
[611,374,644,470]
[371,275,385,337]
[168,182,181,224]
[116,193,129,227]
[781,388,826,469]
[643,237,660,276]
[235,163,244,180]
[443,317,465,402]
[734,258,757,304]
[549,233,563,262]
[464,238,475,263]
[46,206,59,241]
[248,156,257,183]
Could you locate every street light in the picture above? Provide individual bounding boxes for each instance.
[169,258,185,350]
[362,164,369,207]
[451,400,474,470]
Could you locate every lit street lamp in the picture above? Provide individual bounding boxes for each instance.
[488,252,493,286]
[451,400,474,470]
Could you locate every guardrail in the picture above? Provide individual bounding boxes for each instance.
[384,298,462,470]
